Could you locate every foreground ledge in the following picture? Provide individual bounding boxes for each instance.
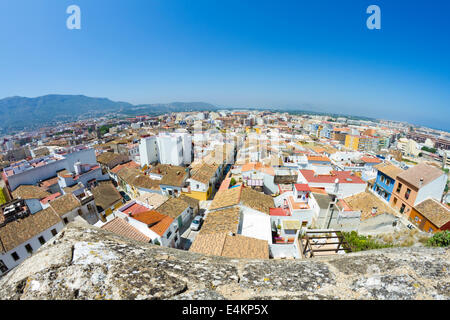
[0,221,448,300]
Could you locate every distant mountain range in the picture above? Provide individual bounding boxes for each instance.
[0,95,217,133]
[0,94,384,134]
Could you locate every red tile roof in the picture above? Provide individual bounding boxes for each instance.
[295,184,311,192]
[40,192,62,204]
[361,156,382,164]
[269,208,290,216]
[307,155,331,162]
[132,210,167,226]
[111,161,140,174]
[300,170,365,184]
[121,203,150,216]
[150,216,174,236]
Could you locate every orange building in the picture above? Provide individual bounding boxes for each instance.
[390,163,447,218]
[409,198,450,233]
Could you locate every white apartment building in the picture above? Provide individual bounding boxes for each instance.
[139,133,192,167]
[2,147,104,192]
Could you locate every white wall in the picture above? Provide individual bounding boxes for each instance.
[415,174,447,205]
[7,149,98,191]
[139,137,158,167]
[0,221,64,276]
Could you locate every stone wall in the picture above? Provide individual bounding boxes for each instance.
[0,220,448,300]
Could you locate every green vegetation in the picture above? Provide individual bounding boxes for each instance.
[421,146,437,154]
[230,177,236,187]
[426,231,450,247]
[0,189,7,205]
[342,231,394,252]
[98,125,113,135]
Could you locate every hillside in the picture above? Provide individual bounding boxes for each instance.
[0,95,217,132]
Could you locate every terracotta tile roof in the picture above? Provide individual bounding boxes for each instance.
[190,163,217,184]
[101,217,151,243]
[307,155,331,162]
[121,203,150,216]
[117,167,161,190]
[209,185,242,211]
[375,163,404,179]
[414,198,450,228]
[110,161,140,174]
[178,194,200,209]
[12,185,51,200]
[0,207,61,253]
[241,162,275,176]
[49,193,81,216]
[190,233,227,256]
[200,207,240,234]
[361,156,382,164]
[310,187,328,194]
[295,184,311,192]
[40,176,59,188]
[40,192,62,205]
[269,208,290,216]
[91,182,123,212]
[190,232,269,259]
[63,184,83,194]
[96,152,128,166]
[221,234,269,259]
[396,163,445,189]
[154,197,189,219]
[344,192,397,221]
[134,193,168,208]
[300,170,365,184]
[149,164,188,187]
[240,187,274,214]
[132,210,167,226]
[150,216,174,236]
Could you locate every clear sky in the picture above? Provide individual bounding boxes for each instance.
[0,0,449,130]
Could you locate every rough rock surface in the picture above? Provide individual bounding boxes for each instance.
[0,221,448,300]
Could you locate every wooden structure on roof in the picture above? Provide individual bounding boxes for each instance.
[301,230,352,258]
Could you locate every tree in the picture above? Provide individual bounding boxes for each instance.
[230,177,236,187]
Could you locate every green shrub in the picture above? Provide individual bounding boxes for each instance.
[427,231,450,247]
[342,231,393,252]
[230,177,236,186]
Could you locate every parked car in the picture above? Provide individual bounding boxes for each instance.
[190,215,203,231]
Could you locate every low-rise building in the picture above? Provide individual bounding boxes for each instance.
[409,198,450,233]
[0,203,63,276]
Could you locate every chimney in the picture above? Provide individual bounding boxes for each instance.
[419,178,424,189]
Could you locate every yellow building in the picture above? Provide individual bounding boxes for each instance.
[345,135,360,151]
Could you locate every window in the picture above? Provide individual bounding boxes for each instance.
[428,228,434,233]
[0,260,8,273]
[78,209,83,216]
[166,231,172,239]
[25,244,33,254]
[393,197,398,205]
[405,188,411,200]
[63,217,69,225]
[400,204,406,214]
[396,183,402,193]
[38,236,46,245]
[51,229,57,236]
[11,252,19,261]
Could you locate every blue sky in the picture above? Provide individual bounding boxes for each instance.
[0,0,449,130]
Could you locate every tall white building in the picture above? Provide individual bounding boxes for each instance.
[139,133,192,167]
